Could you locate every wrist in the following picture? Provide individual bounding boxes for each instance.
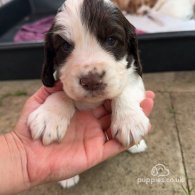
[0,132,30,194]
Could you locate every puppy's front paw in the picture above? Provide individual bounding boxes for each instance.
[28,106,70,145]
[111,110,150,147]
[59,175,80,188]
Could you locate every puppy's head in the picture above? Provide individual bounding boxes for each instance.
[42,0,142,103]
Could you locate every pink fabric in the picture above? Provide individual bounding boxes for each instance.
[136,29,145,35]
[14,16,55,43]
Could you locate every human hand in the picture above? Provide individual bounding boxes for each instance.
[13,83,155,188]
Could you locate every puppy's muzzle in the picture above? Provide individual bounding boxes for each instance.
[80,72,106,91]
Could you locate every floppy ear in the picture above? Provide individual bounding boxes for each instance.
[125,20,142,76]
[41,30,56,87]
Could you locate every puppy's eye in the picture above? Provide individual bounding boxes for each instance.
[105,37,118,47]
[62,40,72,52]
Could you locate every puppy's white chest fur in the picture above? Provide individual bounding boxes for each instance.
[74,100,103,111]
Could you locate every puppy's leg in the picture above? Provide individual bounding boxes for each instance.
[59,175,80,188]
[28,91,75,145]
[111,75,150,147]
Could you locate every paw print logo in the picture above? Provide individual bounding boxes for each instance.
[151,164,170,177]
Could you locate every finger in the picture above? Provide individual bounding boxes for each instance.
[92,106,108,119]
[145,91,155,99]
[30,82,63,104]
[45,81,63,93]
[102,140,126,161]
[140,98,154,116]
[103,100,112,113]
[99,115,111,130]
[98,115,113,142]
[93,100,112,118]
[20,82,63,118]
[105,128,113,140]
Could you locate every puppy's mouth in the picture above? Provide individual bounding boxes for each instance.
[85,90,105,98]
[79,88,108,103]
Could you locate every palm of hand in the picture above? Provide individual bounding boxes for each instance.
[15,107,119,186]
[14,85,154,186]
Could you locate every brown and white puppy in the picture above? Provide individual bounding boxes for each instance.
[28,0,149,188]
[112,0,157,14]
[113,0,194,20]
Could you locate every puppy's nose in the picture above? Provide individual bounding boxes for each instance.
[80,73,105,91]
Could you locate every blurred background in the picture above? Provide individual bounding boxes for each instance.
[0,0,194,80]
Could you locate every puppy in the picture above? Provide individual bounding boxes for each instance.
[28,0,149,188]
[112,0,157,14]
[112,0,194,20]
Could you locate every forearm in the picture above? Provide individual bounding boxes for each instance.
[0,132,30,194]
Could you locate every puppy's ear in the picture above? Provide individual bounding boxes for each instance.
[42,29,56,87]
[125,20,142,76]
